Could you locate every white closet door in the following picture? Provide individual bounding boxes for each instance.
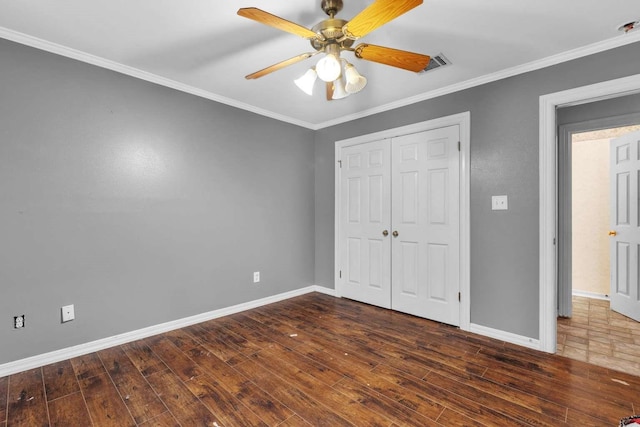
[391,125,461,325]
[338,139,392,308]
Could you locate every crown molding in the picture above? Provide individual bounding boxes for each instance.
[0,26,317,130]
[1,25,639,131]
[313,31,640,129]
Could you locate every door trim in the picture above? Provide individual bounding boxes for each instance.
[334,111,471,331]
[539,73,640,353]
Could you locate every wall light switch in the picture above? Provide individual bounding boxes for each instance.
[61,304,75,323]
[492,195,508,211]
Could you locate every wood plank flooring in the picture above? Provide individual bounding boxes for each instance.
[1,292,639,426]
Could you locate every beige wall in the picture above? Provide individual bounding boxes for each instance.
[572,126,640,296]
[572,137,610,295]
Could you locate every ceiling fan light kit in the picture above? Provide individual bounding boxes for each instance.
[238,0,431,101]
[316,43,343,82]
[331,75,350,100]
[344,63,367,94]
[294,67,319,95]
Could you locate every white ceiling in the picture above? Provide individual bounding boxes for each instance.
[1,0,639,129]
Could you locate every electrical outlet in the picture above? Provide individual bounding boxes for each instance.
[253,271,260,283]
[61,304,75,323]
[14,315,25,329]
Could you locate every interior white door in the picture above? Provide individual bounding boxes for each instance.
[610,130,640,322]
[391,126,461,325]
[338,139,392,308]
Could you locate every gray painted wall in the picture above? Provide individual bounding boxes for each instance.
[558,92,640,125]
[314,42,640,339]
[0,38,315,364]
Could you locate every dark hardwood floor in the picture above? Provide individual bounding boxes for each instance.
[1,292,639,426]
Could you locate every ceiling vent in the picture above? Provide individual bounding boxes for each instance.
[421,53,451,73]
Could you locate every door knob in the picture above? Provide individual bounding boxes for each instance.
[382,230,389,237]
[392,231,399,237]
[609,230,617,236]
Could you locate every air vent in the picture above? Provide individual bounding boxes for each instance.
[421,53,451,73]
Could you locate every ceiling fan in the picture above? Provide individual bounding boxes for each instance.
[237,0,431,100]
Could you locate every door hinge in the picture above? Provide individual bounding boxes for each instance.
[458,141,461,151]
[339,270,342,278]
[458,292,461,302]
[338,160,342,168]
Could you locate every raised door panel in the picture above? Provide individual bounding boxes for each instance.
[347,177,361,223]
[614,242,629,296]
[616,172,630,226]
[368,238,383,289]
[369,175,383,223]
[347,237,361,284]
[399,241,419,297]
[428,169,448,225]
[427,243,448,301]
[400,171,419,224]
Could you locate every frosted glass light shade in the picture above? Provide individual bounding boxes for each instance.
[294,68,317,95]
[345,64,367,94]
[316,54,342,82]
[332,76,349,100]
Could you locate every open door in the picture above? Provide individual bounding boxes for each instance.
[610,130,640,322]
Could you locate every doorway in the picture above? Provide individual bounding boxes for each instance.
[556,124,640,375]
[539,74,640,355]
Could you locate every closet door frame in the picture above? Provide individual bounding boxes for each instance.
[334,111,471,332]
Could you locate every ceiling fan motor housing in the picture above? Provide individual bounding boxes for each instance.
[311,18,355,51]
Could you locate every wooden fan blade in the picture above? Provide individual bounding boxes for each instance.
[342,0,422,40]
[245,53,317,79]
[355,43,430,72]
[238,8,318,39]
[326,82,334,101]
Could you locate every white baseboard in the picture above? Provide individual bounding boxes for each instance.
[572,290,610,301]
[0,285,332,378]
[470,323,541,351]
[311,285,337,297]
[4,285,547,377]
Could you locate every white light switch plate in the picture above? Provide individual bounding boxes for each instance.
[492,195,508,210]
[61,304,75,322]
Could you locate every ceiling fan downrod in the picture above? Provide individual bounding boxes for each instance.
[321,0,343,18]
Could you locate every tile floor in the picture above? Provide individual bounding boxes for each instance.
[557,296,640,376]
